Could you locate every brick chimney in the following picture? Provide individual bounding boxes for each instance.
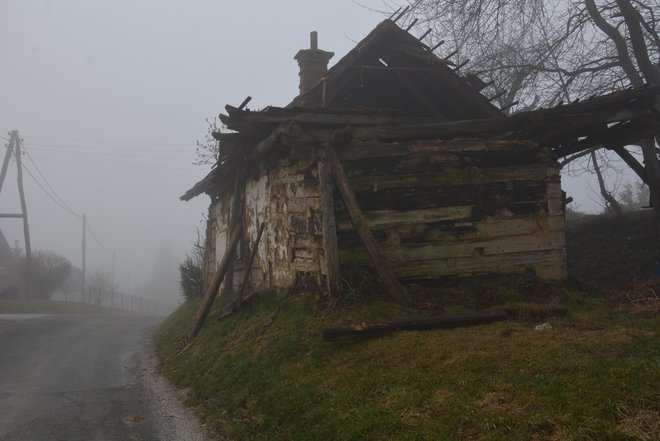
[294,31,334,95]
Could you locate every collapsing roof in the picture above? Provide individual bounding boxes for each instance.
[182,85,660,201]
[288,19,503,119]
[182,19,660,202]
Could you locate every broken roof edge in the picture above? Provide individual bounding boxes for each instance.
[181,84,660,202]
[286,19,502,118]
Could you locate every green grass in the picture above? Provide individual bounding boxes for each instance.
[566,211,660,287]
[154,292,659,440]
[0,298,133,314]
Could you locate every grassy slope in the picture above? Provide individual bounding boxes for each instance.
[155,292,659,440]
[0,299,132,314]
[566,211,660,287]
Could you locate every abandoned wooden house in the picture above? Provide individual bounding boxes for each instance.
[182,19,660,302]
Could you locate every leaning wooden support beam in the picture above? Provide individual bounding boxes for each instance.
[318,160,341,300]
[324,140,411,305]
[222,165,244,299]
[217,222,266,321]
[321,312,508,340]
[186,224,242,341]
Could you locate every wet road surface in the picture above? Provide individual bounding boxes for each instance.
[0,313,168,441]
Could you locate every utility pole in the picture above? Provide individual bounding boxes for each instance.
[0,133,15,194]
[81,213,87,303]
[111,250,116,308]
[15,133,32,300]
[0,131,32,300]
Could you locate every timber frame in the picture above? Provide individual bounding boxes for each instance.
[182,19,660,302]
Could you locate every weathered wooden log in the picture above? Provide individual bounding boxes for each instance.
[321,311,508,340]
[186,224,242,341]
[318,160,342,300]
[217,222,266,321]
[222,165,244,299]
[325,139,411,305]
[236,222,266,301]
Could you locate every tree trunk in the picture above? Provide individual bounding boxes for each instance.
[590,151,623,218]
[642,137,660,234]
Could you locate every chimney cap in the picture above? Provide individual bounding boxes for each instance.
[310,31,318,50]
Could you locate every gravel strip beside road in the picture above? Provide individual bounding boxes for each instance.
[138,339,216,441]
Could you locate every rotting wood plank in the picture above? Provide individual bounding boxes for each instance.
[321,311,508,340]
[335,215,565,244]
[318,160,341,300]
[222,165,243,300]
[340,248,567,280]
[325,139,411,305]
[186,224,242,341]
[337,139,541,161]
[344,164,550,192]
[338,232,565,263]
[217,222,266,321]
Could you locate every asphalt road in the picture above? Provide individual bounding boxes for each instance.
[0,313,209,441]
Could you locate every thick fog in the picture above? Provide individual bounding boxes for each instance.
[0,0,381,305]
[0,1,639,306]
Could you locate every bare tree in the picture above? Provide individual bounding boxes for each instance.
[590,150,624,217]
[397,0,660,226]
[194,117,221,166]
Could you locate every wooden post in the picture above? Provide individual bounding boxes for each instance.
[82,213,87,303]
[187,224,242,341]
[237,222,265,300]
[324,140,411,305]
[0,133,15,195]
[14,132,32,300]
[317,160,341,300]
[222,165,243,299]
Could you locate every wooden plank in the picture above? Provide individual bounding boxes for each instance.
[321,311,508,340]
[186,224,242,341]
[340,248,567,280]
[338,232,565,263]
[325,140,411,305]
[334,182,549,213]
[344,164,550,192]
[318,160,341,300]
[221,165,243,299]
[217,222,267,322]
[336,214,565,242]
[335,206,475,230]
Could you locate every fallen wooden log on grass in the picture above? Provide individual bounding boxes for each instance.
[321,311,508,341]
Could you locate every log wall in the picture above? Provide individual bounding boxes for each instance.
[334,139,566,280]
[206,137,566,296]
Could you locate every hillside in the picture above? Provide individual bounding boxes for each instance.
[155,213,659,440]
[566,210,660,287]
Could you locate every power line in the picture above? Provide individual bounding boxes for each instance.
[31,156,199,170]
[27,147,193,160]
[85,218,112,256]
[27,144,195,154]
[22,146,82,218]
[21,162,81,219]
[23,134,195,147]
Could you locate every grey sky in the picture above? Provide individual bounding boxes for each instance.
[0,1,637,303]
[0,0,384,303]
